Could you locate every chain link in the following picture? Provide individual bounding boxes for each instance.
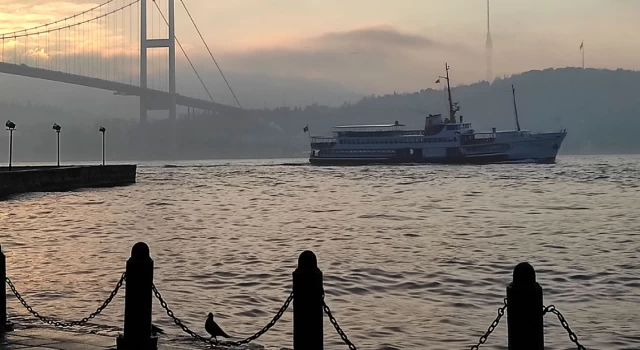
[5,273,125,328]
[152,283,293,347]
[322,295,357,350]
[543,305,586,350]
[470,298,507,350]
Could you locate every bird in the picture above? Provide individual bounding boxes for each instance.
[205,312,229,343]
[151,324,164,335]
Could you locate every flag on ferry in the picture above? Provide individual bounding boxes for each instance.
[435,79,441,84]
[303,125,309,133]
[579,41,584,50]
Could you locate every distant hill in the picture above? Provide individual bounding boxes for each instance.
[258,67,640,156]
[0,67,638,161]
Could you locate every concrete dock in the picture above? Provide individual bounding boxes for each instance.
[0,165,137,198]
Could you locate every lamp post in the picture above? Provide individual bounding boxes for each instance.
[52,123,61,167]
[99,126,106,166]
[5,120,16,171]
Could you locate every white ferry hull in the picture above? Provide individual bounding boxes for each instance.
[309,132,566,165]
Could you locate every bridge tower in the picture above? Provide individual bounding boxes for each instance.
[139,0,177,124]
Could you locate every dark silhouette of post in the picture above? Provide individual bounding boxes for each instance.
[292,251,323,350]
[507,262,544,350]
[53,123,61,167]
[99,127,106,165]
[5,120,16,171]
[8,130,12,171]
[117,242,157,350]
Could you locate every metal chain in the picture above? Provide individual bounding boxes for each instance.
[322,295,357,350]
[470,298,507,350]
[152,283,293,347]
[5,273,125,328]
[543,305,586,350]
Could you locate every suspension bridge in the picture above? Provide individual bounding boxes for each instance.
[0,0,243,124]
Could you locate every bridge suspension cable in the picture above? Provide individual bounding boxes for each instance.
[0,0,118,36]
[0,0,141,85]
[178,0,242,108]
[1,1,140,39]
[151,0,214,102]
[0,0,243,113]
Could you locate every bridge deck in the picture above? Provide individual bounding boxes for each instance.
[0,62,242,115]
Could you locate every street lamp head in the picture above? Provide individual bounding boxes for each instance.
[5,120,16,130]
[99,126,106,133]
[52,123,62,132]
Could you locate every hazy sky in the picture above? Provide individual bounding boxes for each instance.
[0,0,639,99]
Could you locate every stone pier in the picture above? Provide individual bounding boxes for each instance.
[0,165,137,198]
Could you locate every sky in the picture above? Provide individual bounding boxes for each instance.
[0,0,639,106]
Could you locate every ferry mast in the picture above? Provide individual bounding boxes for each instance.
[439,63,459,123]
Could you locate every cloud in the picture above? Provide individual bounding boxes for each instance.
[313,25,439,51]
[0,1,110,35]
[221,26,479,93]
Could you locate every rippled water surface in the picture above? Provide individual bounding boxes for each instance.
[1,155,639,349]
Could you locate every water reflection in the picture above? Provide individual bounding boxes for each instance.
[0,155,638,349]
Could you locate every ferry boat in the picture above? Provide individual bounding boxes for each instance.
[309,65,567,165]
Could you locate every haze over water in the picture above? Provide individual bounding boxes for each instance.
[0,155,638,349]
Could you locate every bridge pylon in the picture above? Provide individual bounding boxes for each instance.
[139,0,177,125]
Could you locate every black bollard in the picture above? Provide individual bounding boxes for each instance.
[116,242,157,350]
[292,251,324,350]
[507,262,544,350]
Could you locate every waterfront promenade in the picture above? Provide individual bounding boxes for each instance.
[1,323,282,350]
[0,243,588,350]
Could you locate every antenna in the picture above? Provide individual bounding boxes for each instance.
[512,85,521,131]
[438,64,458,124]
[485,0,493,82]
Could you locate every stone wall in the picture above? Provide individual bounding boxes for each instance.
[0,165,137,198]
